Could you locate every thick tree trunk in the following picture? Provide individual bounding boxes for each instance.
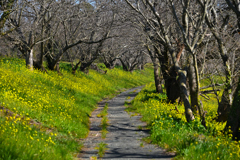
[225,77,240,140]
[218,91,232,122]
[33,49,46,71]
[45,52,61,73]
[38,55,44,70]
[104,62,111,69]
[104,59,116,69]
[138,64,144,70]
[32,60,47,72]
[129,62,139,72]
[104,62,115,69]
[26,48,33,70]
[118,58,129,71]
[157,50,180,102]
[80,61,94,74]
[204,14,233,122]
[188,55,199,113]
[166,67,181,103]
[217,59,233,122]
[178,69,195,122]
[80,63,89,74]
[45,53,56,71]
[45,40,60,71]
[153,57,163,93]
[111,61,116,69]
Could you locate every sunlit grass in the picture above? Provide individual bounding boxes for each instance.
[0,58,153,159]
[95,142,108,158]
[100,103,109,139]
[129,82,240,160]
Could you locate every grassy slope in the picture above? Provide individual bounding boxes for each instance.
[0,58,153,160]
[128,82,240,160]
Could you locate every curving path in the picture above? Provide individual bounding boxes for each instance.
[79,86,174,160]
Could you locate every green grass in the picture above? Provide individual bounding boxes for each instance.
[100,103,109,139]
[0,58,153,159]
[95,142,108,158]
[128,82,240,160]
[98,103,108,118]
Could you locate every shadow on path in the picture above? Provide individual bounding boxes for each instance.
[80,86,175,160]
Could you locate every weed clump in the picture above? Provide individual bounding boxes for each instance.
[129,82,240,160]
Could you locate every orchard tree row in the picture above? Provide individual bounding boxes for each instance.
[0,0,148,73]
[1,0,240,139]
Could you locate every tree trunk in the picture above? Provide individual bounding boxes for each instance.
[188,55,199,113]
[204,14,233,122]
[72,60,81,75]
[153,57,163,93]
[138,64,144,70]
[217,59,233,122]
[45,40,59,71]
[33,48,46,71]
[45,53,55,71]
[157,50,180,102]
[166,66,181,103]
[39,41,44,70]
[104,59,116,69]
[118,58,129,71]
[225,77,240,140]
[178,69,195,122]
[218,91,232,122]
[145,45,163,93]
[26,48,33,71]
[104,62,112,69]
[80,66,89,74]
[55,61,60,73]
[80,62,92,74]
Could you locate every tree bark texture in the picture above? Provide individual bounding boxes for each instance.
[103,56,117,69]
[166,67,181,103]
[225,78,240,140]
[26,49,33,71]
[217,59,233,122]
[178,69,195,122]
[0,0,15,32]
[45,53,56,71]
[146,45,163,93]
[104,61,116,69]
[157,50,180,102]
[153,57,163,93]
[80,61,94,74]
[188,55,199,113]
[204,11,233,122]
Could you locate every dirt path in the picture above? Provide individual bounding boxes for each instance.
[79,86,174,160]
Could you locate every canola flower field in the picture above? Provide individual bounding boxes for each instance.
[0,58,153,160]
[129,82,240,160]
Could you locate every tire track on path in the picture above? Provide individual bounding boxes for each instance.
[79,86,174,160]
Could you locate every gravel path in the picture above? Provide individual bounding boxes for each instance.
[79,86,174,160]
